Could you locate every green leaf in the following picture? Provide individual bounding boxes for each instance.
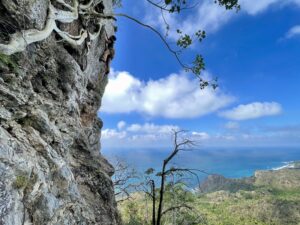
[145,168,155,175]
[165,0,172,5]
[177,34,192,49]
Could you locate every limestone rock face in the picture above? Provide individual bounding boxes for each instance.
[0,0,120,224]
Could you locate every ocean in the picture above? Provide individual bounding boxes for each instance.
[102,147,300,184]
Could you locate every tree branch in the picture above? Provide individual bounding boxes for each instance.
[161,204,193,217]
[113,13,192,71]
[146,0,200,13]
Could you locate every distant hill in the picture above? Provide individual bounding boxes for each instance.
[198,174,255,193]
[199,161,300,193]
[196,161,300,225]
[119,161,300,225]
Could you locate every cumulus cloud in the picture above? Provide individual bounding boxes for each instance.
[285,25,300,39]
[102,69,234,118]
[219,102,282,120]
[101,121,212,147]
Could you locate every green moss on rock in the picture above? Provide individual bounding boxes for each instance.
[13,175,28,189]
[0,53,19,72]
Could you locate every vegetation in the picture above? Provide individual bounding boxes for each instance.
[0,0,240,88]
[12,175,29,189]
[117,166,300,225]
[113,130,205,225]
[112,0,240,88]
[0,52,18,72]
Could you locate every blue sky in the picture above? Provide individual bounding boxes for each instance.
[99,0,300,148]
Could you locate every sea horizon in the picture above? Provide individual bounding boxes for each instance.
[103,146,300,184]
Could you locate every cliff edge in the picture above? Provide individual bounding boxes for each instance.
[0,0,120,224]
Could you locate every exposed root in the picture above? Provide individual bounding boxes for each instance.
[0,0,114,55]
[55,27,88,47]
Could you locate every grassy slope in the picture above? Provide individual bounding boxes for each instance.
[196,188,300,225]
[196,167,300,225]
[119,166,300,225]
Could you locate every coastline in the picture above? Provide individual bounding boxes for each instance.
[271,160,300,171]
[199,160,300,193]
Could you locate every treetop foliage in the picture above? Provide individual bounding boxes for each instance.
[160,0,240,13]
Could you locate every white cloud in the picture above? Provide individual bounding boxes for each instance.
[219,102,282,120]
[127,123,179,134]
[102,69,234,118]
[101,122,212,147]
[145,1,234,40]
[144,0,300,41]
[101,129,127,139]
[117,120,126,130]
[285,25,300,38]
[101,121,300,148]
[225,121,240,129]
[239,0,280,15]
[191,131,210,140]
[126,124,141,132]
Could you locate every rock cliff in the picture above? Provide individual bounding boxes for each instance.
[0,0,120,224]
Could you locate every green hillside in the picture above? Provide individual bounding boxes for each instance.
[118,162,300,225]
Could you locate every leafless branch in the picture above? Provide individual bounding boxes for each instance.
[113,13,193,72]
[161,204,193,217]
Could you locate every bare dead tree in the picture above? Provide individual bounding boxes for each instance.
[140,130,209,225]
[143,169,157,225]
[111,157,140,203]
[111,131,209,224]
[155,130,198,225]
[149,179,156,225]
